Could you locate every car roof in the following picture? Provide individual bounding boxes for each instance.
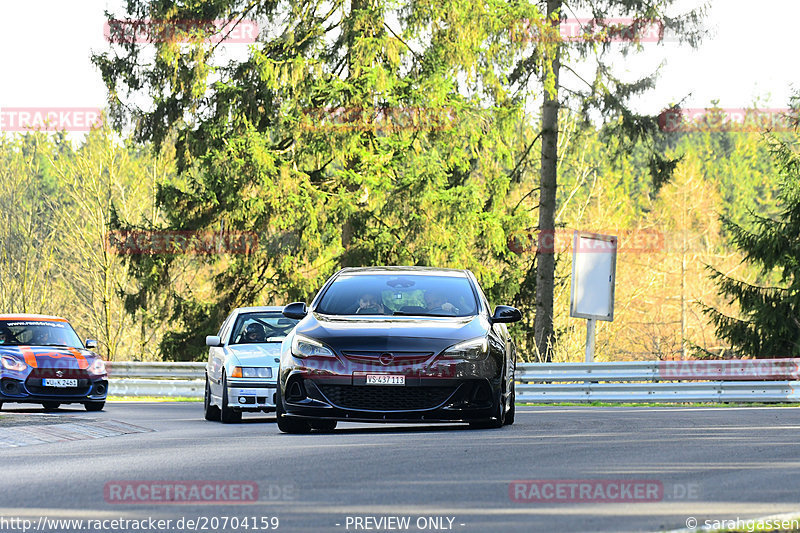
[0,314,68,322]
[336,266,470,277]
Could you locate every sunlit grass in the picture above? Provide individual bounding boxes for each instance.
[107,396,201,402]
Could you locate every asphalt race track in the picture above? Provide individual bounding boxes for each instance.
[2,403,800,533]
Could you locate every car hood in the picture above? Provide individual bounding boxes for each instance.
[0,345,100,370]
[296,313,489,354]
[227,343,282,365]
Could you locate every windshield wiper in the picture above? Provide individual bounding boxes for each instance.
[392,311,455,317]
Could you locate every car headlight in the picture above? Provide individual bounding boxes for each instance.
[442,337,489,361]
[291,335,335,358]
[231,367,271,378]
[0,355,26,372]
[87,358,107,376]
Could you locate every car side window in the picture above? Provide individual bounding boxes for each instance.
[218,315,234,344]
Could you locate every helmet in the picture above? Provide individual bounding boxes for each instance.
[244,323,266,342]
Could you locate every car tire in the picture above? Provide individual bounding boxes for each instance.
[42,402,61,411]
[220,372,242,424]
[85,402,105,412]
[310,419,337,432]
[276,385,311,434]
[470,382,505,429]
[204,377,221,421]
[504,379,516,426]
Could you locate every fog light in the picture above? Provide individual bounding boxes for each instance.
[238,397,247,404]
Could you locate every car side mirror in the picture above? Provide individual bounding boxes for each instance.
[205,335,222,347]
[85,339,98,349]
[491,305,522,324]
[283,302,308,320]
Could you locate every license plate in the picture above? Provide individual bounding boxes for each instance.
[43,378,78,388]
[366,374,405,386]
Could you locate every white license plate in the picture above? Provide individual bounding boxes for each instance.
[365,374,405,386]
[43,378,78,388]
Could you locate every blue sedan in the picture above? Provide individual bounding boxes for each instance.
[204,306,300,423]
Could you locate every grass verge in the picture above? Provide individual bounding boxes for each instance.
[107,396,201,402]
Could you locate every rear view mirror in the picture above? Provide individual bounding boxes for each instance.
[283,302,308,320]
[491,305,522,324]
[205,335,222,347]
[85,339,98,349]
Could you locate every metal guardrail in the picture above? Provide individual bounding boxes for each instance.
[109,378,205,397]
[107,361,206,379]
[106,359,800,403]
[108,362,205,398]
[516,359,800,403]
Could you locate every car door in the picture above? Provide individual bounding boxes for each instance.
[208,312,235,398]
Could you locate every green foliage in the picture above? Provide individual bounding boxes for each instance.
[94,0,549,359]
[0,128,172,359]
[704,130,800,357]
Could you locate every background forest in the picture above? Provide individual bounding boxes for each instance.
[0,114,789,362]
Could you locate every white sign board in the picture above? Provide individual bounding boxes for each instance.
[570,231,617,321]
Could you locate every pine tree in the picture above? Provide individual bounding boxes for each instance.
[93,0,548,359]
[704,126,800,358]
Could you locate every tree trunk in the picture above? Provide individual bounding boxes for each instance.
[533,0,561,361]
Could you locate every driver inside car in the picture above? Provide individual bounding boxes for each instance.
[32,328,53,346]
[355,292,385,315]
[242,323,267,343]
[423,291,458,315]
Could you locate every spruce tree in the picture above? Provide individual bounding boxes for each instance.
[705,119,800,358]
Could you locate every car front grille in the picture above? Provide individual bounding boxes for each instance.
[25,368,92,396]
[341,351,434,365]
[28,368,91,380]
[317,384,457,411]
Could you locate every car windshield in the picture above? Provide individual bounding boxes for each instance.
[316,274,479,317]
[0,320,84,348]
[230,311,299,344]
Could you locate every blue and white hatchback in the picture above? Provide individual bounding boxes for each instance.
[204,306,299,423]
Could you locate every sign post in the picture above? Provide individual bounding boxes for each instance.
[570,231,617,363]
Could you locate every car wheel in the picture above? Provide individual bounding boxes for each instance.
[42,402,61,411]
[204,377,221,421]
[220,372,242,424]
[85,402,105,412]
[504,379,516,426]
[470,382,505,429]
[276,385,311,434]
[310,419,337,432]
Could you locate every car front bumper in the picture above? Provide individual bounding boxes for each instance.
[0,376,108,404]
[226,379,277,411]
[280,373,499,423]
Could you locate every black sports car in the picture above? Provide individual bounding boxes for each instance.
[277,266,522,432]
